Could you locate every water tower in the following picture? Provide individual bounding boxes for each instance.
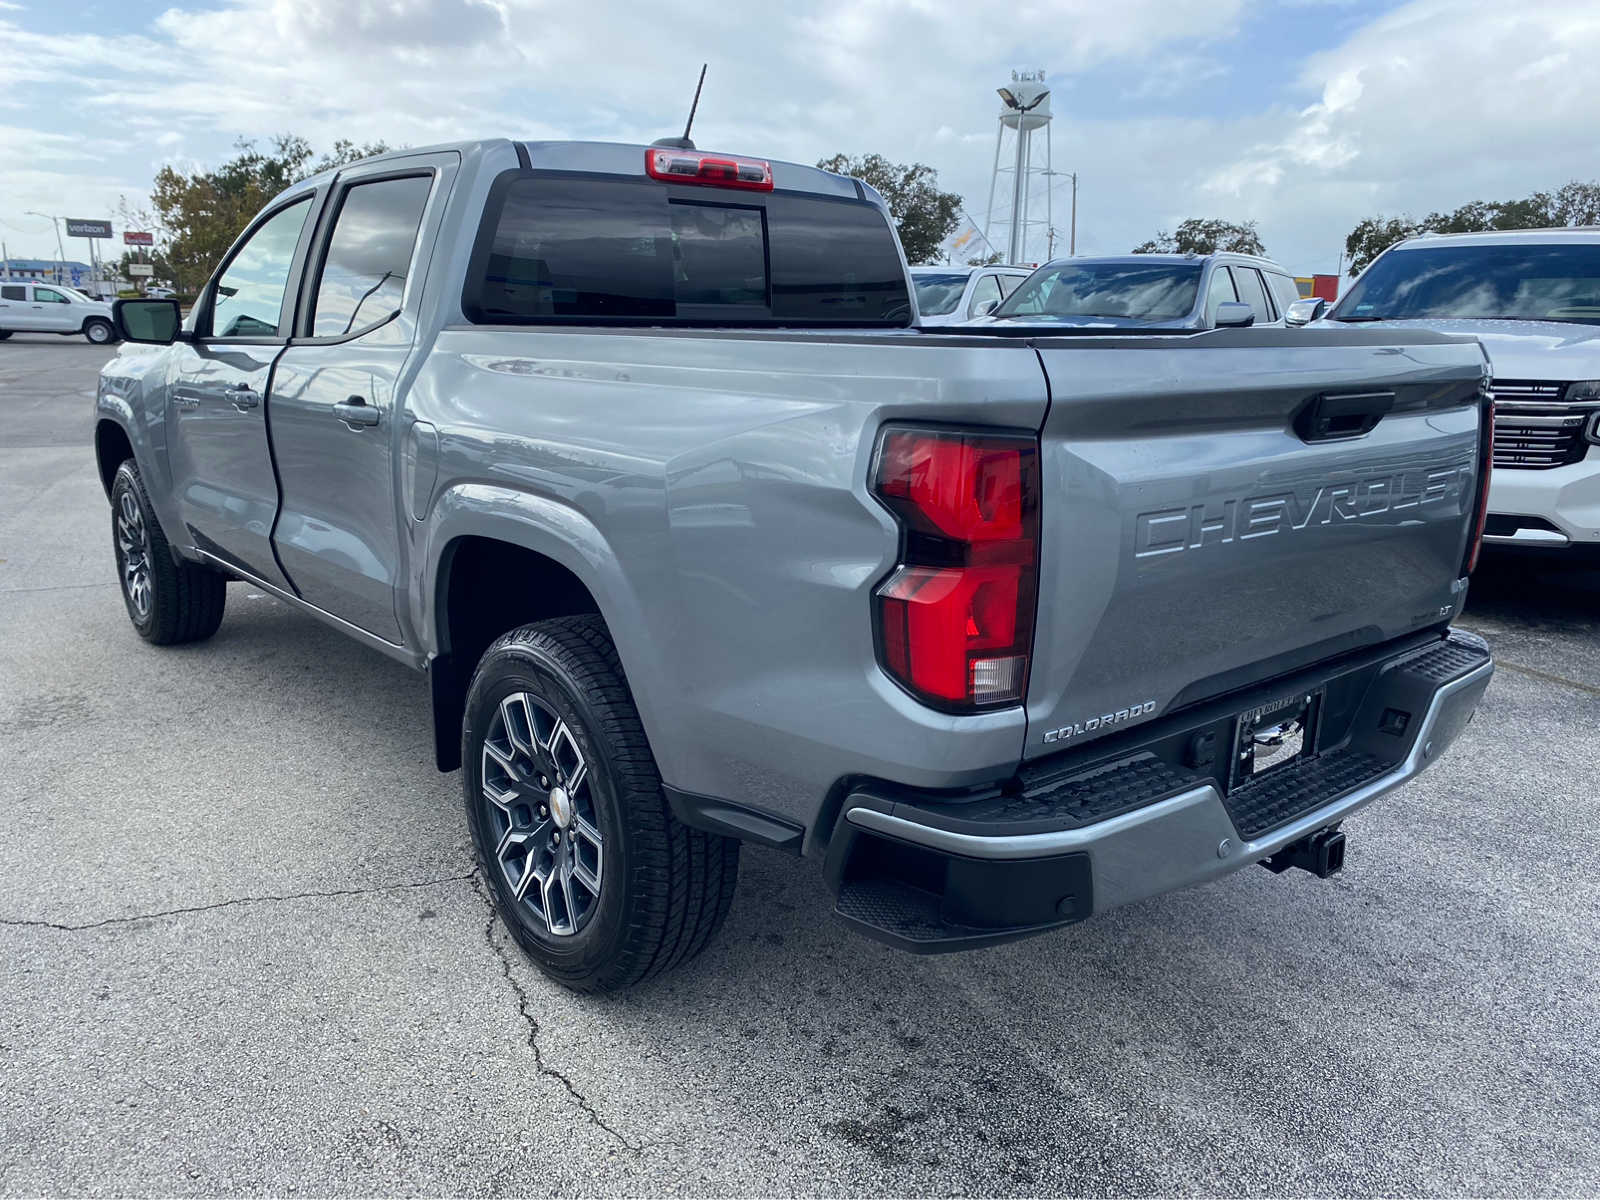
[985,70,1054,265]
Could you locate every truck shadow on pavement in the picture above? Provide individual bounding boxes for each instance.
[73,581,1593,1194]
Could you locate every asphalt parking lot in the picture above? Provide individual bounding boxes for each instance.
[2,333,1597,1196]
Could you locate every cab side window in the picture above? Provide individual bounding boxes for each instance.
[309,174,434,338]
[1230,266,1273,324]
[1203,267,1237,324]
[2,285,26,301]
[968,273,1004,316]
[208,197,313,339]
[34,287,69,304]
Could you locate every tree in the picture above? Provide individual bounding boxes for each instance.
[141,135,395,292]
[1343,179,1600,276]
[815,153,962,264]
[1132,218,1265,257]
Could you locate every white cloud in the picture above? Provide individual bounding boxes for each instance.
[1,0,1597,276]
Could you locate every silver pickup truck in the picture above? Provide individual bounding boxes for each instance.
[96,138,1494,992]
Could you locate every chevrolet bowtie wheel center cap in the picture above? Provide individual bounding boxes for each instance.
[548,785,574,830]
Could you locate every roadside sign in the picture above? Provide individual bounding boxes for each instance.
[128,263,155,277]
[66,219,113,239]
[71,268,83,284]
[123,231,154,246]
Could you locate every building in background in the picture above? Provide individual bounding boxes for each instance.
[1296,274,1340,302]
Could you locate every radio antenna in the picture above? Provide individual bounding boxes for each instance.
[681,64,707,146]
[650,64,709,151]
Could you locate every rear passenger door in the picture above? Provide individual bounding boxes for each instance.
[268,153,457,644]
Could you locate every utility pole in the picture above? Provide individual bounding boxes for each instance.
[1069,171,1078,256]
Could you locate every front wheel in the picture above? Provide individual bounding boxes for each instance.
[463,615,739,993]
[84,318,115,345]
[110,460,227,644]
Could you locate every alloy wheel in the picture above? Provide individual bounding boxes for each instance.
[115,489,152,619]
[481,691,603,936]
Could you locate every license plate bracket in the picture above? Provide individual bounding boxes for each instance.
[1232,690,1321,789]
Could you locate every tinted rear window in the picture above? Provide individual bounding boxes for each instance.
[466,173,910,326]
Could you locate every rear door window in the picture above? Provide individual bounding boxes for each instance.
[467,173,910,326]
[309,174,433,337]
[1,285,24,300]
[1229,266,1273,324]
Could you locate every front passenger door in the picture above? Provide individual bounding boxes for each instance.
[29,286,76,332]
[167,194,317,586]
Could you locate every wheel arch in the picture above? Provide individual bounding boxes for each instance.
[94,418,136,499]
[420,486,666,774]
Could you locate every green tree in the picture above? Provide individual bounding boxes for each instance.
[143,135,395,291]
[1133,218,1265,257]
[1344,179,1600,276]
[815,153,962,264]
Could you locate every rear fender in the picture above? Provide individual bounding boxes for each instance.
[417,484,678,774]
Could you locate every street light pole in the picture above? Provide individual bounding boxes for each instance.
[25,211,66,279]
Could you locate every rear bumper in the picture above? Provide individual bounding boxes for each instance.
[826,630,1492,953]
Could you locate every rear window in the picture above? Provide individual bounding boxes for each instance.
[465,173,910,327]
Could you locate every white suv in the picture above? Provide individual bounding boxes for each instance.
[911,265,1032,326]
[0,280,118,344]
[1315,229,1600,557]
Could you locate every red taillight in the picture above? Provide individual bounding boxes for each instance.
[645,147,773,191]
[1465,398,1494,574]
[872,428,1039,710]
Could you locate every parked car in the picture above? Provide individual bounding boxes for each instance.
[96,138,1493,993]
[0,280,117,343]
[911,265,1031,325]
[976,252,1303,330]
[1293,229,1600,557]
[144,285,176,299]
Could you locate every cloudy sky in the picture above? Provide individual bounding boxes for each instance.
[2,0,1597,274]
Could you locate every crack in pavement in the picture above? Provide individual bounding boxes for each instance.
[1492,658,1600,698]
[468,871,642,1153]
[0,871,476,932]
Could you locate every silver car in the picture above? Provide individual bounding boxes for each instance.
[911,265,1031,326]
[973,252,1302,331]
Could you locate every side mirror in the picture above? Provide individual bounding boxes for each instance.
[1214,301,1255,328]
[113,298,182,345]
[1284,297,1328,327]
[972,297,1000,318]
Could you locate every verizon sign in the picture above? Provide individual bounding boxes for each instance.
[66,219,113,239]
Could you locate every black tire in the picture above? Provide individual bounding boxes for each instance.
[84,318,115,345]
[110,459,227,645]
[463,615,739,993]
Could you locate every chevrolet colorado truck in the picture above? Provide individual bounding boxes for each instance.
[96,138,1495,992]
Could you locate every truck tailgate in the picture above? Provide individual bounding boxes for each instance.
[1025,328,1488,759]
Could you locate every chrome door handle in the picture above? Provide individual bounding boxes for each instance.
[227,383,259,411]
[333,396,380,428]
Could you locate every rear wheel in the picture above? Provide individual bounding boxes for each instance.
[110,460,227,644]
[84,318,115,345]
[463,615,739,993]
